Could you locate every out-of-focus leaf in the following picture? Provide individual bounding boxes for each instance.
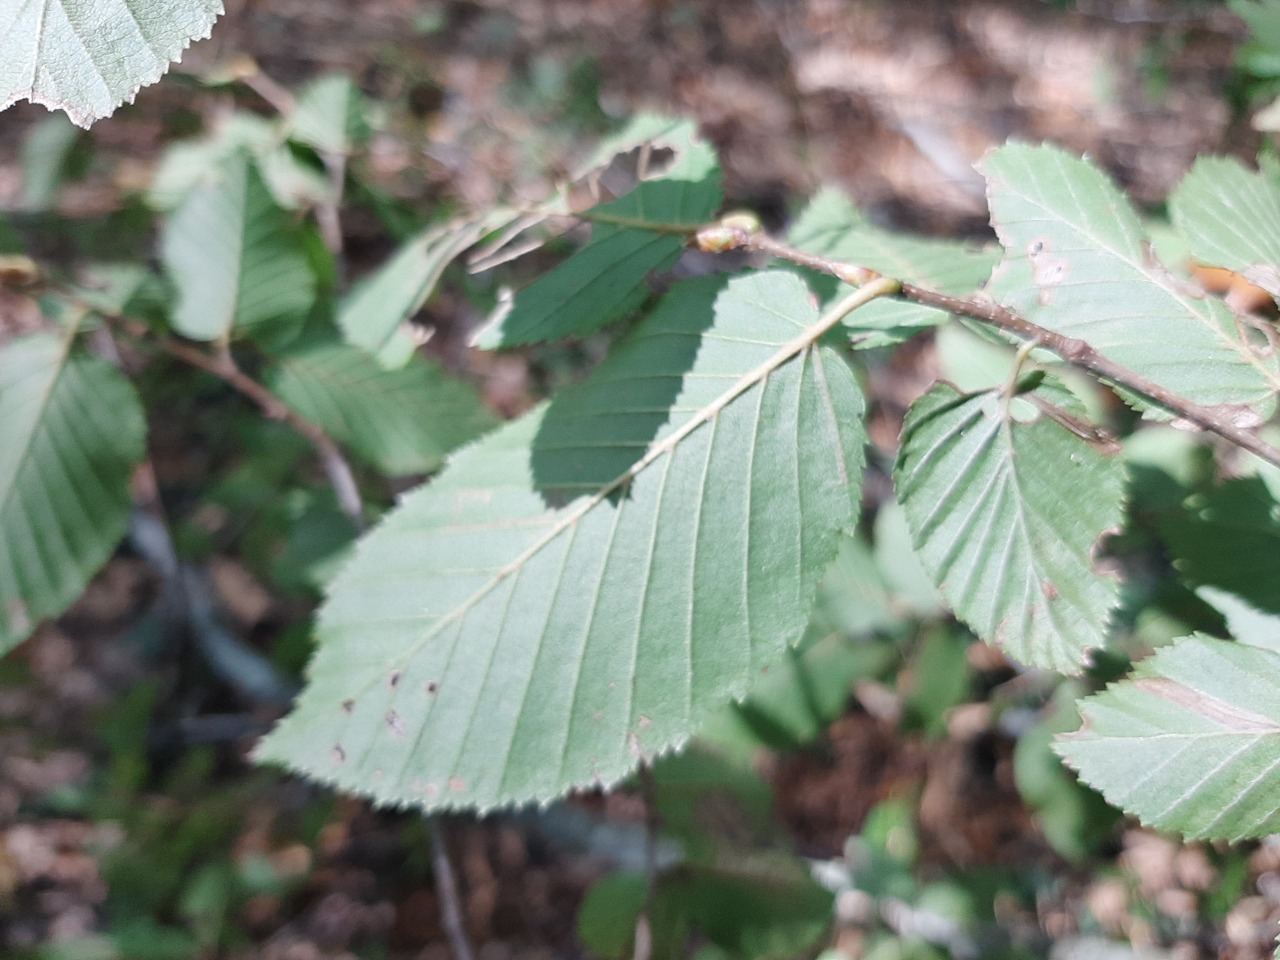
[895,378,1125,673]
[0,334,146,652]
[787,187,996,348]
[1170,155,1280,299]
[1057,635,1280,840]
[666,862,833,960]
[1014,684,1119,861]
[20,113,81,211]
[289,73,370,154]
[873,502,945,619]
[474,120,721,347]
[268,337,496,476]
[1159,476,1280,615]
[338,215,501,368]
[150,113,330,211]
[256,271,866,811]
[900,625,970,737]
[578,872,650,960]
[1198,587,1280,653]
[161,152,316,342]
[0,0,224,127]
[983,143,1280,415]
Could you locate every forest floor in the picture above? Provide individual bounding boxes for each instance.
[1,1,1278,958]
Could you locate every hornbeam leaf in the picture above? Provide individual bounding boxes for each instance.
[1170,155,1280,298]
[0,334,146,652]
[895,380,1124,673]
[474,121,721,348]
[256,271,866,811]
[268,338,496,476]
[289,74,369,156]
[338,215,502,368]
[1057,635,1280,840]
[787,187,996,347]
[983,143,1280,414]
[1158,475,1280,615]
[0,0,224,128]
[161,152,316,342]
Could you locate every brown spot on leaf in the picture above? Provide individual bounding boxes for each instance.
[1135,677,1280,733]
[341,698,355,714]
[331,744,346,765]
[447,777,467,793]
[425,681,438,694]
[1042,580,1059,601]
[387,670,403,690]
[637,715,653,729]
[385,710,406,737]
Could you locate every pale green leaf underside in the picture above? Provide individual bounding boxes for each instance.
[1058,635,1280,841]
[1170,155,1280,298]
[289,73,368,155]
[984,143,1280,413]
[895,381,1124,673]
[161,152,316,342]
[0,334,146,652]
[787,186,996,345]
[475,121,722,348]
[256,271,866,811]
[0,0,224,127]
[268,338,496,476]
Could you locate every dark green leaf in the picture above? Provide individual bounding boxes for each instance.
[474,121,721,347]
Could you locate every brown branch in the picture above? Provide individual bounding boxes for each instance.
[106,315,367,530]
[694,224,1280,471]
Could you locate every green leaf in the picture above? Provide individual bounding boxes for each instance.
[338,216,498,368]
[289,74,370,155]
[1170,155,1280,298]
[578,872,649,959]
[256,270,866,811]
[983,142,1280,413]
[787,187,996,347]
[150,114,330,211]
[1013,683,1119,861]
[474,121,721,347]
[19,113,81,211]
[895,379,1124,673]
[1159,475,1280,615]
[0,334,146,652]
[267,338,496,476]
[1057,635,1280,840]
[161,152,317,342]
[0,0,223,127]
[1198,587,1280,653]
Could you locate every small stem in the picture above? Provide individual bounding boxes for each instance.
[634,761,661,960]
[429,817,475,960]
[898,281,1280,470]
[317,150,348,288]
[712,226,1280,471]
[105,314,367,530]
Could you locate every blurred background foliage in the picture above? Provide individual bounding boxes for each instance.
[4,1,1280,958]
